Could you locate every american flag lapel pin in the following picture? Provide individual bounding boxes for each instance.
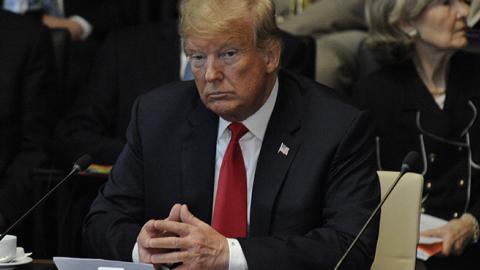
[278,143,290,156]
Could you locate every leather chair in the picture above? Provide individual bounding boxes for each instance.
[280,31,316,79]
[371,171,423,270]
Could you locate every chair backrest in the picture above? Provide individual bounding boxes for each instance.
[280,31,316,79]
[371,171,423,270]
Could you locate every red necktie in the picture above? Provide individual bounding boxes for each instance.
[212,122,249,238]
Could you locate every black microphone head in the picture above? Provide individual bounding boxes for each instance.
[400,151,420,173]
[73,154,93,171]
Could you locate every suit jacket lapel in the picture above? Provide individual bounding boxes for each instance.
[182,96,218,224]
[249,72,301,236]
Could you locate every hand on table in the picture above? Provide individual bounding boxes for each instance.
[421,214,477,256]
[138,204,229,270]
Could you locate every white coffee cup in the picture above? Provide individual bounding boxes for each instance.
[0,235,17,263]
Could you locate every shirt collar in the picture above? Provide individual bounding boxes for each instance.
[217,77,279,141]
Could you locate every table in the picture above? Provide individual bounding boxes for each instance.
[16,260,56,270]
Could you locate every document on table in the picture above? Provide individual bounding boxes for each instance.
[417,214,448,261]
[54,257,155,270]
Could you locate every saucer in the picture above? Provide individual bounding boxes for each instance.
[0,256,32,267]
[0,247,32,269]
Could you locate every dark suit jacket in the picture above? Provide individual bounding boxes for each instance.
[83,70,380,270]
[53,22,318,166]
[0,10,57,222]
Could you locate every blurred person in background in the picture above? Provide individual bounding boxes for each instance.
[354,0,480,269]
[2,0,137,41]
[52,19,319,167]
[3,0,140,113]
[0,8,57,238]
[275,0,367,93]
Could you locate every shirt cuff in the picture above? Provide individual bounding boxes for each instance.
[227,238,248,270]
[133,239,247,269]
[132,242,139,262]
[68,15,92,40]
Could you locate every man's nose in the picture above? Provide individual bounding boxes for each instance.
[204,57,224,82]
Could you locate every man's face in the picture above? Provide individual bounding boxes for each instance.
[184,21,279,122]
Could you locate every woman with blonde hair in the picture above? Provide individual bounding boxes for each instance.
[354,0,480,269]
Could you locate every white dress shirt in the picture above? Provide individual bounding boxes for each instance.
[215,78,278,270]
[133,78,279,270]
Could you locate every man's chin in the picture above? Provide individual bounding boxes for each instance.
[207,104,244,122]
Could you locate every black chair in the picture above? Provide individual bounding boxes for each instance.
[49,28,70,113]
[466,28,480,54]
[49,28,70,93]
[280,31,316,79]
[137,0,179,23]
[30,169,107,258]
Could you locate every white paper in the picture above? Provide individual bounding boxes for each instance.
[418,214,448,244]
[416,249,430,261]
[54,257,154,270]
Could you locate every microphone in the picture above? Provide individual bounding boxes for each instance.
[334,151,420,270]
[0,154,93,241]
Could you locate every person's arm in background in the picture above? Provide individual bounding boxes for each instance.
[42,14,89,41]
[278,0,366,35]
[42,0,138,41]
[52,30,126,166]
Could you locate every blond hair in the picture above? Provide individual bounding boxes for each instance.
[365,0,434,60]
[179,0,281,51]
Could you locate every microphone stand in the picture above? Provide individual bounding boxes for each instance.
[334,151,419,270]
[334,171,406,270]
[0,155,92,241]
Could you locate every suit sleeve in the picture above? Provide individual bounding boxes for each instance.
[238,111,380,270]
[53,30,125,166]
[82,98,144,260]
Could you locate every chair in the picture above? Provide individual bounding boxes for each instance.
[280,31,316,79]
[371,171,423,270]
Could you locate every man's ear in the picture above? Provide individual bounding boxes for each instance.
[264,40,281,73]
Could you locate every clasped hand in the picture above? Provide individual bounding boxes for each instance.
[137,204,229,270]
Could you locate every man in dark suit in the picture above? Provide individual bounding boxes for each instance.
[82,0,380,269]
[53,20,316,166]
[0,9,57,231]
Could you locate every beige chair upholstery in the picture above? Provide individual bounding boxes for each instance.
[371,171,423,270]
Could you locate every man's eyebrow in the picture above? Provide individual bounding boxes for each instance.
[184,37,246,54]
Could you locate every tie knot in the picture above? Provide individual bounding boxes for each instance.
[228,122,248,141]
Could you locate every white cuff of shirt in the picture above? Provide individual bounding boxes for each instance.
[132,242,140,262]
[132,239,247,270]
[227,238,248,270]
[69,15,92,40]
